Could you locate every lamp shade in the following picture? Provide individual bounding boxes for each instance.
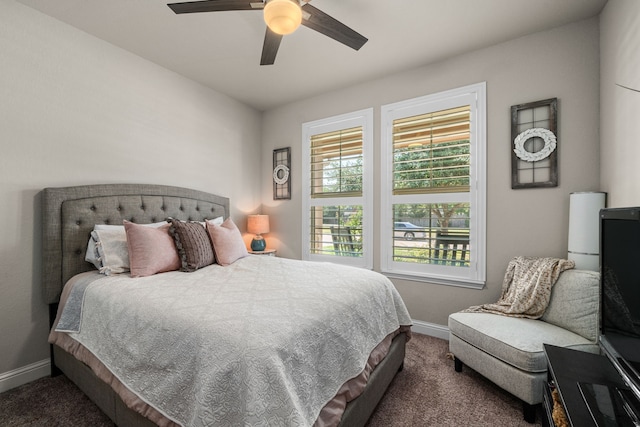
[567,191,606,271]
[248,215,270,235]
[263,0,302,35]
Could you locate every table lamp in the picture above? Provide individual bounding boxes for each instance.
[248,214,270,251]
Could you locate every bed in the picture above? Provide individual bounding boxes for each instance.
[42,183,412,427]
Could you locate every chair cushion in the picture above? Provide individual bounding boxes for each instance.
[541,269,600,342]
[448,312,598,373]
[449,334,546,404]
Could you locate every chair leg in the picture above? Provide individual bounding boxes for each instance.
[454,356,463,372]
[523,401,537,423]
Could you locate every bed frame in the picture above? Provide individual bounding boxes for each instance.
[42,183,406,427]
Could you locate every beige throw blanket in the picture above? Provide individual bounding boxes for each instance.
[465,256,575,318]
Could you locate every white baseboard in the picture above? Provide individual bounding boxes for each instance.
[0,359,50,393]
[411,319,450,340]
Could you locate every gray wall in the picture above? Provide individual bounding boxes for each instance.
[0,2,262,376]
[260,18,601,327]
[600,0,640,206]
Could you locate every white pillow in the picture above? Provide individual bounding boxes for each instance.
[85,224,123,269]
[206,216,224,226]
[85,221,167,274]
[91,228,129,275]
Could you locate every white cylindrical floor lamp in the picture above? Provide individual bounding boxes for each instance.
[568,191,606,271]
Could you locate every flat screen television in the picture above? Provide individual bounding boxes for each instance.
[599,207,640,408]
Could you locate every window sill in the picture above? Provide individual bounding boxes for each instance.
[306,254,373,270]
[382,271,485,290]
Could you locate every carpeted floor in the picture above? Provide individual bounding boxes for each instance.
[366,334,541,426]
[0,334,541,426]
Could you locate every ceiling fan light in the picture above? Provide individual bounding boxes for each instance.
[264,0,302,35]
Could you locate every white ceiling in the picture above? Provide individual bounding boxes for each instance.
[18,0,607,111]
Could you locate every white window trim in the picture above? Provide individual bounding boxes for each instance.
[380,83,486,288]
[302,108,374,269]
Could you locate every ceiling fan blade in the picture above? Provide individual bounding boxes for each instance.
[168,0,260,14]
[260,27,283,65]
[301,3,368,51]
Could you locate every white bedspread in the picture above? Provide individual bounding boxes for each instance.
[57,255,411,427]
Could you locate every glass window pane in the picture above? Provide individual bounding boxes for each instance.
[311,126,363,197]
[392,106,470,195]
[310,205,363,258]
[392,203,470,267]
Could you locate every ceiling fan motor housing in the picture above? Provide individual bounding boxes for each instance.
[264,0,302,35]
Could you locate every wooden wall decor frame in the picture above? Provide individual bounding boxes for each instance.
[511,98,558,189]
[273,147,291,200]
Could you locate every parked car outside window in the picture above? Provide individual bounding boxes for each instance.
[394,222,425,241]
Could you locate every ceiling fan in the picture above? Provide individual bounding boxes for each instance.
[167,0,368,65]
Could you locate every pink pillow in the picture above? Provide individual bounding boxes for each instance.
[206,218,248,266]
[124,220,180,277]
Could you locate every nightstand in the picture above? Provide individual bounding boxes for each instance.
[249,249,276,256]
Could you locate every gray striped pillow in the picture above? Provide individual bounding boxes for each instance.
[168,219,215,272]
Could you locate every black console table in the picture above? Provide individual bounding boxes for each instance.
[543,344,630,426]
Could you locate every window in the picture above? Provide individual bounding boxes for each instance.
[302,109,373,268]
[380,83,486,288]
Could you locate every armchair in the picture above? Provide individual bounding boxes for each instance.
[448,269,600,423]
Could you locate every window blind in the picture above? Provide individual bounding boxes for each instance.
[392,105,471,195]
[310,126,363,198]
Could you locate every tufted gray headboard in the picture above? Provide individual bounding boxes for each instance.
[41,184,230,304]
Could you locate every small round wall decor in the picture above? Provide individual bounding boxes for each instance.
[513,128,557,162]
[273,164,290,185]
